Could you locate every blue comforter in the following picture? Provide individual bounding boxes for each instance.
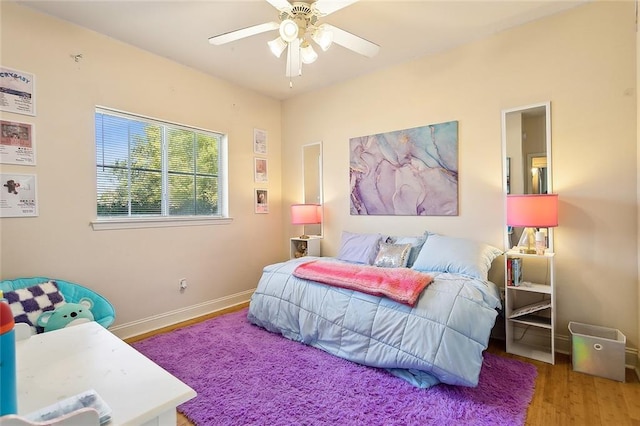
[247,257,501,388]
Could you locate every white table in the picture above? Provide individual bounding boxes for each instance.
[14,322,196,425]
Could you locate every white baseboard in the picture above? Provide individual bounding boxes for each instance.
[109,289,254,340]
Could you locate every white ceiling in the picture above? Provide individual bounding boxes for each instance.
[15,0,588,100]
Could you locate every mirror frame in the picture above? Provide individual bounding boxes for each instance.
[302,141,323,237]
[501,101,553,250]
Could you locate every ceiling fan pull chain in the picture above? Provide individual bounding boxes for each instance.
[288,42,292,88]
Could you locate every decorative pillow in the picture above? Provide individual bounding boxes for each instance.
[337,231,384,265]
[374,242,412,268]
[386,231,428,268]
[37,298,95,333]
[3,281,66,334]
[411,234,503,280]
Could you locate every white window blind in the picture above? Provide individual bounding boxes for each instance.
[95,108,223,218]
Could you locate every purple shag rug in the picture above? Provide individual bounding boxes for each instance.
[133,309,537,426]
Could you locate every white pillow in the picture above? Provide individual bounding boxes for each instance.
[411,234,502,280]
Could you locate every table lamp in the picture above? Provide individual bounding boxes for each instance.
[291,204,321,239]
[507,194,558,254]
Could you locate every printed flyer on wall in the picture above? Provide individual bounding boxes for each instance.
[253,128,267,155]
[0,66,36,116]
[0,173,38,217]
[0,120,36,165]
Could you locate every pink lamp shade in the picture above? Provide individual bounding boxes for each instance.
[507,194,558,228]
[291,204,321,225]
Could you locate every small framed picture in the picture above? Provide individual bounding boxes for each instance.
[1,120,36,165]
[255,189,268,214]
[0,173,38,217]
[254,157,268,183]
[253,128,267,155]
[0,66,36,116]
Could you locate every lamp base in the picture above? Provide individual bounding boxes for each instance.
[298,234,310,239]
[518,247,537,254]
[516,227,538,254]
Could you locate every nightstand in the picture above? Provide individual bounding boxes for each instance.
[290,237,321,259]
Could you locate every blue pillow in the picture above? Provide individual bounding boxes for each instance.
[337,231,384,265]
[411,234,502,280]
[387,232,428,268]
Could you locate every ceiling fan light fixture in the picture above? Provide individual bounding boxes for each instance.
[312,24,333,51]
[208,0,379,84]
[268,36,287,58]
[279,19,299,43]
[300,42,318,64]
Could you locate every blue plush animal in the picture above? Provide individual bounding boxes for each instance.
[36,298,95,333]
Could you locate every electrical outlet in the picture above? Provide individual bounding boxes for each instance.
[179,278,187,290]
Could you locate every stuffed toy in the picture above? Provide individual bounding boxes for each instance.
[36,298,95,333]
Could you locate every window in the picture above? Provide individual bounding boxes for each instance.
[95,108,226,224]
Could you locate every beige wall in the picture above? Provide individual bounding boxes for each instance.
[0,3,284,332]
[283,2,638,351]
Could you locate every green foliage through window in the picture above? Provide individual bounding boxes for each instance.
[96,108,223,218]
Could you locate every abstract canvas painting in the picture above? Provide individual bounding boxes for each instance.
[350,121,458,216]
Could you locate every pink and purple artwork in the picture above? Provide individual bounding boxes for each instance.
[350,121,458,216]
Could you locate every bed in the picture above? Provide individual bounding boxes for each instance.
[247,231,503,388]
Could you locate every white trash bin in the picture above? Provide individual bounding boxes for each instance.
[568,321,626,382]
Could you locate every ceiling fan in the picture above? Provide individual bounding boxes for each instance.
[208,0,380,81]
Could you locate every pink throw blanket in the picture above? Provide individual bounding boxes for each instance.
[293,260,433,306]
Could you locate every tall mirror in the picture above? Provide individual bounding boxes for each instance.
[303,142,323,237]
[502,102,552,249]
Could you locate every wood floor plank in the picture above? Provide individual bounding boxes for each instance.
[568,365,601,425]
[623,370,640,421]
[596,376,633,425]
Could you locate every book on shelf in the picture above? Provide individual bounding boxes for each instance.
[506,257,523,286]
[509,299,551,319]
[25,389,112,425]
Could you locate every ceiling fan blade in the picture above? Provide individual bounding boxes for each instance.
[323,24,380,58]
[313,0,358,16]
[285,39,302,77]
[208,22,279,45]
[265,0,293,12]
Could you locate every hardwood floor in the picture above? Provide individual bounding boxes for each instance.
[487,340,640,426]
[128,306,640,426]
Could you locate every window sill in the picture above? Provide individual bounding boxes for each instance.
[91,216,233,231]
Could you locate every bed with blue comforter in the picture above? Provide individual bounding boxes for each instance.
[248,231,502,389]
